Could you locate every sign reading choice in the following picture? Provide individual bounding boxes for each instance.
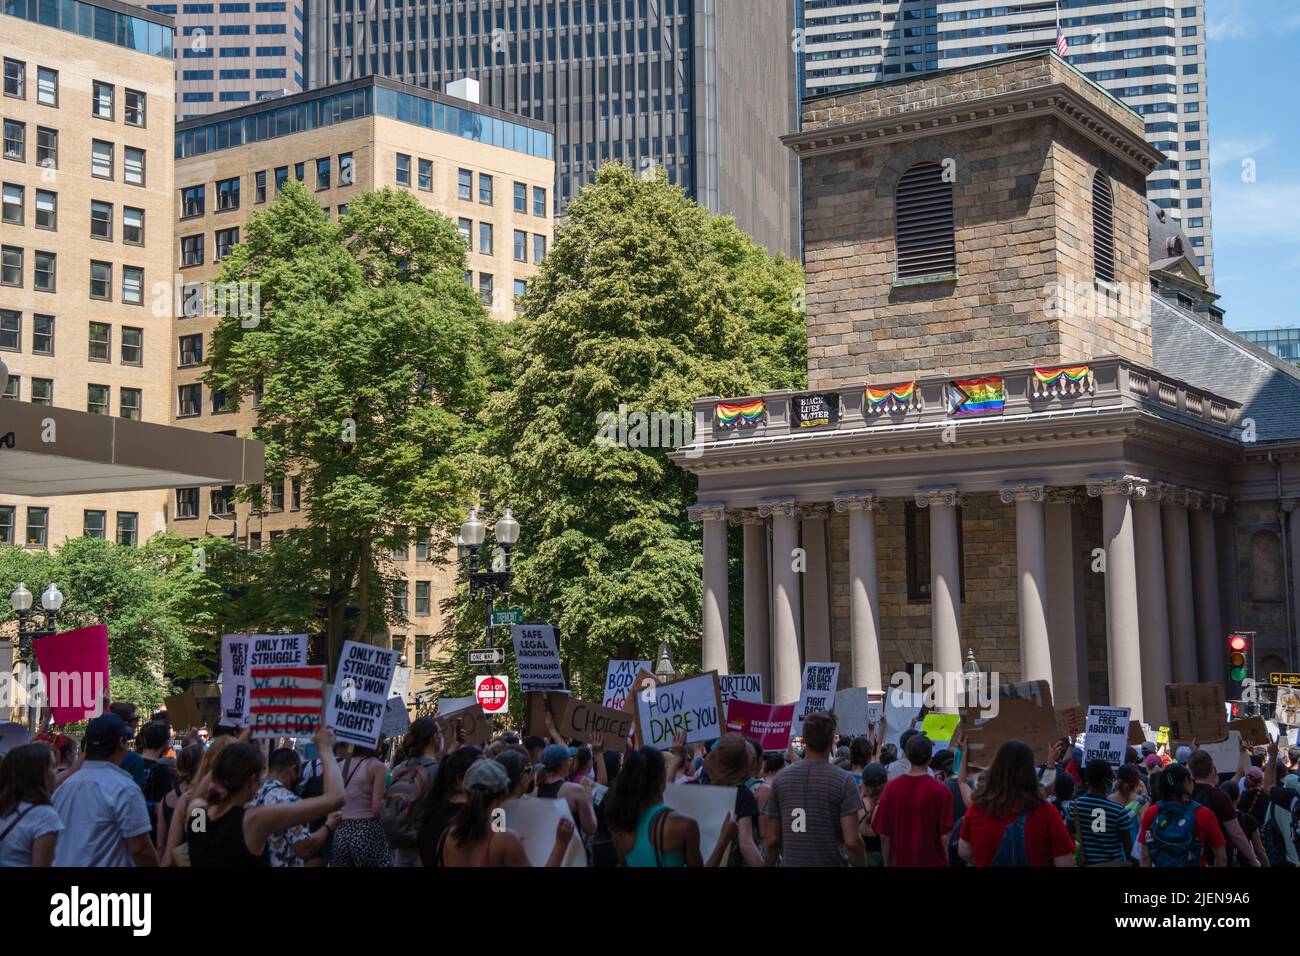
[512,624,566,692]
[325,640,398,749]
[633,671,724,750]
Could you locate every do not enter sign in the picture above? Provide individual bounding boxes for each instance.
[475,674,509,714]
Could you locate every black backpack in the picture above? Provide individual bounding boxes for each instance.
[141,759,176,816]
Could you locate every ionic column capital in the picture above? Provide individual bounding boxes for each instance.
[998,482,1046,505]
[1132,480,1169,503]
[757,496,798,519]
[687,502,727,523]
[1046,487,1082,506]
[1210,494,1230,514]
[1086,475,1141,499]
[728,509,765,527]
[1162,486,1190,508]
[834,491,885,513]
[1184,489,1206,511]
[916,487,965,509]
[1283,499,1299,514]
[797,504,829,520]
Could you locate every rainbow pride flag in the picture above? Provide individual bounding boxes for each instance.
[715,399,766,429]
[945,377,1005,416]
[865,381,917,412]
[1033,365,1090,389]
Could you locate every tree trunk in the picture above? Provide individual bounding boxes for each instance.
[351,537,372,646]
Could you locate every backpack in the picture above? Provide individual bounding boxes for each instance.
[1147,800,1202,868]
[140,759,176,817]
[380,759,437,849]
[990,813,1030,867]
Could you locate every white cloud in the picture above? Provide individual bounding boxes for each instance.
[1211,181,1300,247]
[1209,135,1272,167]
[1207,0,1252,41]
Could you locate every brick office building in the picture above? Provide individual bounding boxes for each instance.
[672,52,1300,724]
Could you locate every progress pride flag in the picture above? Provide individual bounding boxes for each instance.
[725,699,795,752]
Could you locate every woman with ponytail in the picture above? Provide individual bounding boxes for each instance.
[605,744,735,867]
[437,759,573,867]
[184,727,345,867]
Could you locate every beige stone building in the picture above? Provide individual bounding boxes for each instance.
[1,0,176,550]
[168,75,554,679]
[673,53,1300,726]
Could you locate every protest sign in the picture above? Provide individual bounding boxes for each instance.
[557,697,633,751]
[219,634,252,726]
[1055,705,1087,740]
[833,687,872,737]
[795,662,840,733]
[511,624,566,692]
[920,713,960,749]
[324,640,398,748]
[1226,716,1269,748]
[603,659,652,709]
[164,689,202,732]
[1194,731,1243,774]
[883,687,924,748]
[621,669,659,714]
[1157,726,1170,745]
[664,782,739,864]
[959,694,1057,767]
[527,690,570,736]
[435,701,493,746]
[382,666,414,739]
[32,625,109,724]
[1277,687,1300,726]
[725,699,795,751]
[437,695,475,716]
[719,673,764,706]
[248,665,325,739]
[1166,683,1227,743]
[1083,706,1131,767]
[502,796,586,867]
[1265,719,1280,742]
[248,634,308,669]
[1128,720,1147,748]
[634,671,725,749]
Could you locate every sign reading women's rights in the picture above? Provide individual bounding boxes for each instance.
[1083,705,1131,767]
[795,662,840,733]
[603,659,652,709]
[634,671,724,750]
[324,640,398,748]
[511,624,566,692]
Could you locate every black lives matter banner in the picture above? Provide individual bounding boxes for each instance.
[325,640,398,748]
[793,392,840,429]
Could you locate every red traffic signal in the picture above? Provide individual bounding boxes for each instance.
[1228,635,1248,653]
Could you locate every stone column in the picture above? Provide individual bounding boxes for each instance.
[801,505,832,664]
[1087,477,1145,719]
[1189,492,1225,685]
[761,497,802,705]
[1001,483,1052,688]
[736,511,771,689]
[1133,481,1172,725]
[1290,501,1300,666]
[689,503,730,676]
[1162,488,1199,682]
[916,488,964,711]
[1044,489,1082,707]
[834,492,884,693]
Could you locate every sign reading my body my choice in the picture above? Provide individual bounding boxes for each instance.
[512,624,566,692]
[325,640,398,748]
[603,659,653,709]
[794,392,840,429]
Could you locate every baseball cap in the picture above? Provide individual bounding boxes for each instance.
[464,758,511,795]
[1175,745,1192,762]
[85,714,133,750]
[1245,766,1264,781]
[541,743,577,771]
[861,764,889,788]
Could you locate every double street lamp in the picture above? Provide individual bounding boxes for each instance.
[9,582,64,733]
[459,506,520,662]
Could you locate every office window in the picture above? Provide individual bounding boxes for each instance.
[125,89,146,127]
[33,251,54,292]
[84,510,107,539]
[122,268,144,306]
[36,67,57,106]
[3,58,23,99]
[291,478,301,511]
[1,246,20,286]
[415,581,431,615]
[0,310,17,350]
[216,226,239,260]
[34,190,54,230]
[1,373,15,399]
[514,181,527,213]
[179,333,203,366]
[458,167,472,200]
[90,262,112,300]
[177,383,201,416]
[175,488,199,518]
[339,152,354,185]
[88,320,111,360]
[33,314,53,355]
[117,512,139,546]
[479,222,493,255]
[479,272,493,307]
[124,147,145,186]
[120,387,141,420]
[0,506,12,544]
[91,140,113,179]
[26,507,49,547]
[35,127,56,168]
[533,234,547,263]
[395,153,411,186]
[87,383,110,415]
[92,81,114,119]
[274,166,288,193]
[216,176,240,210]
[1,183,21,225]
[393,544,408,562]
[533,186,547,216]
[513,278,527,313]
[392,581,408,616]
[336,203,348,218]
[212,388,234,413]
[415,531,430,561]
[418,158,432,190]
[513,230,527,261]
[255,170,267,203]
[123,207,144,245]
[91,199,113,238]
[316,157,331,190]
[294,161,304,181]
[457,217,471,244]
[181,234,204,267]
[31,377,52,405]
[2,120,23,161]
[479,173,493,205]
[119,327,143,367]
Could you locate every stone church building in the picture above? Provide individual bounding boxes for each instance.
[672,52,1300,724]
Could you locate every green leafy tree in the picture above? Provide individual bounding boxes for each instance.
[430,164,806,712]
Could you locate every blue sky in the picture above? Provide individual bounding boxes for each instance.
[1205,0,1300,331]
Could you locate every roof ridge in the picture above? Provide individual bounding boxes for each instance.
[1156,298,1300,386]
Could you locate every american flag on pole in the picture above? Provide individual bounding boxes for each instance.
[1055,26,1069,57]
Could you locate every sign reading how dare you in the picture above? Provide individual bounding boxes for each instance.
[634,671,724,750]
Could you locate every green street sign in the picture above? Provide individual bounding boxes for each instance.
[491,608,524,627]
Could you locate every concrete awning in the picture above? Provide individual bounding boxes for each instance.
[0,401,263,496]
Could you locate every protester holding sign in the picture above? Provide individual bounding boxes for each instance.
[958,741,1075,867]
[436,760,574,867]
[333,744,391,868]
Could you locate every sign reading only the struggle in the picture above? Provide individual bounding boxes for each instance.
[634,671,724,750]
[511,624,566,692]
[248,634,308,669]
[325,640,398,748]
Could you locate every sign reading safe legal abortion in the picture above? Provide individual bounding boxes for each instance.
[325,640,398,748]
[512,624,566,692]
[634,671,725,749]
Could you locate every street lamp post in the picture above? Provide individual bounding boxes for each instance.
[460,506,520,683]
[654,642,676,684]
[10,581,64,733]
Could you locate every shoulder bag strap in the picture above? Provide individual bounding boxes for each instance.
[0,804,35,844]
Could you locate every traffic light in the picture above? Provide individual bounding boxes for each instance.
[1228,633,1249,683]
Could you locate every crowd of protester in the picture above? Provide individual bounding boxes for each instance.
[1,699,1298,868]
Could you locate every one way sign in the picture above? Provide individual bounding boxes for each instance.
[469,647,506,666]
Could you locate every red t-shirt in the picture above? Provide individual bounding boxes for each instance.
[960,800,1074,867]
[872,772,954,866]
[1137,802,1225,866]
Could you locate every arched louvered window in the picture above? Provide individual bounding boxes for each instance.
[1092,172,1116,284]
[894,162,956,280]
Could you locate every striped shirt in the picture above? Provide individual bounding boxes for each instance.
[1073,792,1135,864]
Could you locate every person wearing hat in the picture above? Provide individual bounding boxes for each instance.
[437,758,574,867]
[857,763,890,867]
[695,734,763,866]
[535,743,597,838]
[50,714,158,867]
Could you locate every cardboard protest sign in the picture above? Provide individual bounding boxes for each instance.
[1265,719,1280,742]
[382,666,414,739]
[1194,731,1242,774]
[621,669,659,713]
[1165,683,1227,743]
[1128,720,1147,747]
[219,634,252,726]
[1277,686,1300,726]
[833,687,873,737]
[435,701,493,746]
[959,695,1057,767]
[795,662,840,733]
[1083,706,1131,767]
[920,713,960,749]
[248,634,308,669]
[1226,716,1269,748]
[557,697,633,751]
[664,783,739,865]
[324,640,398,748]
[725,699,795,751]
[718,673,764,705]
[526,690,570,736]
[634,671,725,750]
[1055,705,1087,740]
[248,665,325,739]
[164,689,202,732]
[437,695,476,716]
[883,687,924,748]
[32,625,109,724]
[603,659,652,709]
[511,624,566,692]
[502,796,586,867]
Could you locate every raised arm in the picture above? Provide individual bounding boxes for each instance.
[247,728,344,851]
